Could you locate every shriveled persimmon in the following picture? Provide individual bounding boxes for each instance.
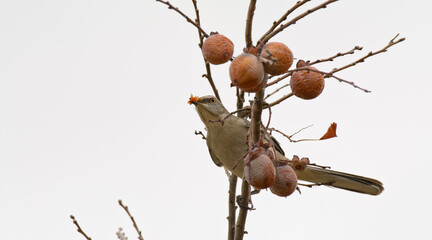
[229,53,265,92]
[290,60,325,100]
[202,33,234,65]
[270,161,298,197]
[261,42,293,76]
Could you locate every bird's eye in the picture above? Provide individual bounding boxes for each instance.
[210,98,215,103]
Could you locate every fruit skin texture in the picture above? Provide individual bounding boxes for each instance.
[229,53,265,92]
[244,154,276,189]
[261,42,293,75]
[202,34,234,65]
[290,65,325,100]
[270,162,298,197]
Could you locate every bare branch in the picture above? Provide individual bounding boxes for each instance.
[70,215,92,240]
[194,130,206,139]
[228,175,238,240]
[118,200,144,240]
[266,71,293,87]
[245,0,257,48]
[264,83,289,100]
[329,34,405,75]
[258,0,339,50]
[257,0,311,46]
[234,179,251,240]
[191,0,221,101]
[251,89,265,142]
[309,45,363,65]
[155,0,209,37]
[265,92,294,108]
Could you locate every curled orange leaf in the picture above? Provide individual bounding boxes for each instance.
[320,122,337,140]
[188,94,199,105]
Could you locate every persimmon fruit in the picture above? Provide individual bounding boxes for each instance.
[290,60,325,100]
[261,42,293,75]
[229,53,265,92]
[202,33,234,65]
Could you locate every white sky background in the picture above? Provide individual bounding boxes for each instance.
[0,0,431,239]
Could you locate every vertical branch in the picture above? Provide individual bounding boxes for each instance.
[245,0,257,48]
[234,179,251,240]
[228,175,238,240]
[191,0,221,101]
[251,88,265,142]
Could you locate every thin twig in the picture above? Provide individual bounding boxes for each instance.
[269,125,313,143]
[264,83,289,100]
[70,215,92,240]
[194,130,206,139]
[309,46,363,65]
[258,0,339,50]
[228,175,238,240]
[155,0,209,37]
[118,200,144,240]
[329,34,405,75]
[257,0,311,46]
[266,71,293,87]
[191,0,221,101]
[245,0,257,48]
[265,92,294,108]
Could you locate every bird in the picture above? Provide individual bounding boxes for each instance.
[190,95,384,195]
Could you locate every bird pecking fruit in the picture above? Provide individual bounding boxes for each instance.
[229,53,266,92]
[202,33,234,65]
[261,42,294,76]
[290,60,325,100]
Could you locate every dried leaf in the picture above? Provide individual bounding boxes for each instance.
[320,122,337,140]
[188,94,199,105]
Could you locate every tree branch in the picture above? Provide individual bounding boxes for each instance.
[329,34,405,75]
[257,0,311,46]
[155,0,209,37]
[70,215,92,240]
[258,0,338,50]
[234,179,251,240]
[309,45,363,65]
[228,175,238,240]
[245,0,257,48]
[118,200,144,240]
[191,0,221,101]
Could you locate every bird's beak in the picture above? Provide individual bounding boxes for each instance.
[188,94,200,105]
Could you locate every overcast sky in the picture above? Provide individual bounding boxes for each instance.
[1,0,431,239]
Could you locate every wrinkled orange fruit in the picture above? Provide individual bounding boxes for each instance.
[261,42,293,75]
[229,53,265,92]
[202,33,234,65]
[290,61,325,100]
[244,154,276,189]
[270,163,298,197]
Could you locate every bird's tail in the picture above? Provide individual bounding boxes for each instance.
[295,166,384,195]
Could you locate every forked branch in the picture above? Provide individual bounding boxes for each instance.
[156,0,209,37]
[258,0,339,50]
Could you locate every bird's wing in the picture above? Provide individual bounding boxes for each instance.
[208,147,223,167]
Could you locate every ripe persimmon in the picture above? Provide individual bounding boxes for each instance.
[202,33,234,65]
[290,60,325,100]
[229,53,265,92]
[261,42,293,75]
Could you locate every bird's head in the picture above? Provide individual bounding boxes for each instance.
[188,95,229,124]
